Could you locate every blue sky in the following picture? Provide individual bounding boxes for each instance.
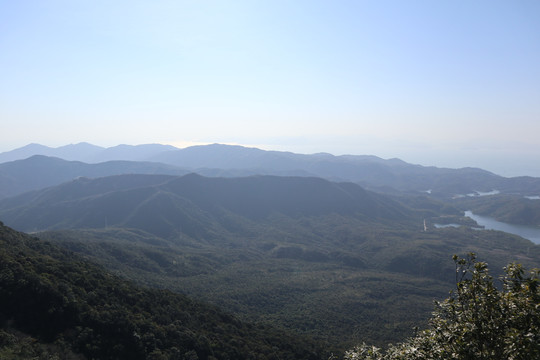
[1,1,539,176]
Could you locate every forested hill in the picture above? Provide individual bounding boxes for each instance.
[0,221,329,359]
[2,173,539,351]
[0,173,414,237]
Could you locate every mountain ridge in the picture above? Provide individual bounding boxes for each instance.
[0,155,189,199]
[0,142,175,164]
[0,173,415,238]
[3,143,540,200]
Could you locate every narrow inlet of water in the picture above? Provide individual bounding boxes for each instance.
[465,211,540,245]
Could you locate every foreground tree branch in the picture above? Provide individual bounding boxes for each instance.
[344,253,540,360]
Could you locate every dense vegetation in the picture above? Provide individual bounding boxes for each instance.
[0,221,330,359]
[453,194,540,227]
[39,222,540,349]
[344,254,540,359]
[0,174,415,235]
[1,173,540,355]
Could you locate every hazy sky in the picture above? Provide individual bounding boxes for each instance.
[1,1,539,176]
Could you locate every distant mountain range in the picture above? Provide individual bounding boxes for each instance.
[1,142,540,200]
[0,142,177,163]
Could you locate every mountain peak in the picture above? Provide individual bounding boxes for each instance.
[0,143,54,163]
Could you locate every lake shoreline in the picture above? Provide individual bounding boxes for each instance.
[465,211,540,245]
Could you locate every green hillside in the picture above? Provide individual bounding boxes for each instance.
[39,223,540,349]
[453,194,540,227]
[0,174,415,236]
[0,222,329,359]
[2,174,540,351]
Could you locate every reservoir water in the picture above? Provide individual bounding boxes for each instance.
[465,211,540,245]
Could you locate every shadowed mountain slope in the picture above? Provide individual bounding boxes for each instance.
[0,174,414,238]
[0,221,328,359]
[0,155,188,199]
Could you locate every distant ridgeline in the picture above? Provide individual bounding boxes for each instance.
[2,143,540,200]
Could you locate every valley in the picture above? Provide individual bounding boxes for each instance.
[1,143,539,358]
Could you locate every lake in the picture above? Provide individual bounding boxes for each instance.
[465,211,540,245]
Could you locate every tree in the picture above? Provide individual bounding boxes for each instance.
[344,253,539,359]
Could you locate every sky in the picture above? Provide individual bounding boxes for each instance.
[1,1,539,177]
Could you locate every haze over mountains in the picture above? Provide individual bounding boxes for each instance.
[3,0,540,356]
[2,142,540,201]
[0,142,177,163]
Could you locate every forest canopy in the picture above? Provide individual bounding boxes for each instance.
[344,254,540,360]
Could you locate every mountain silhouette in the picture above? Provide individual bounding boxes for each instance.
[0,155,188,199]
[2,143,540,197]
